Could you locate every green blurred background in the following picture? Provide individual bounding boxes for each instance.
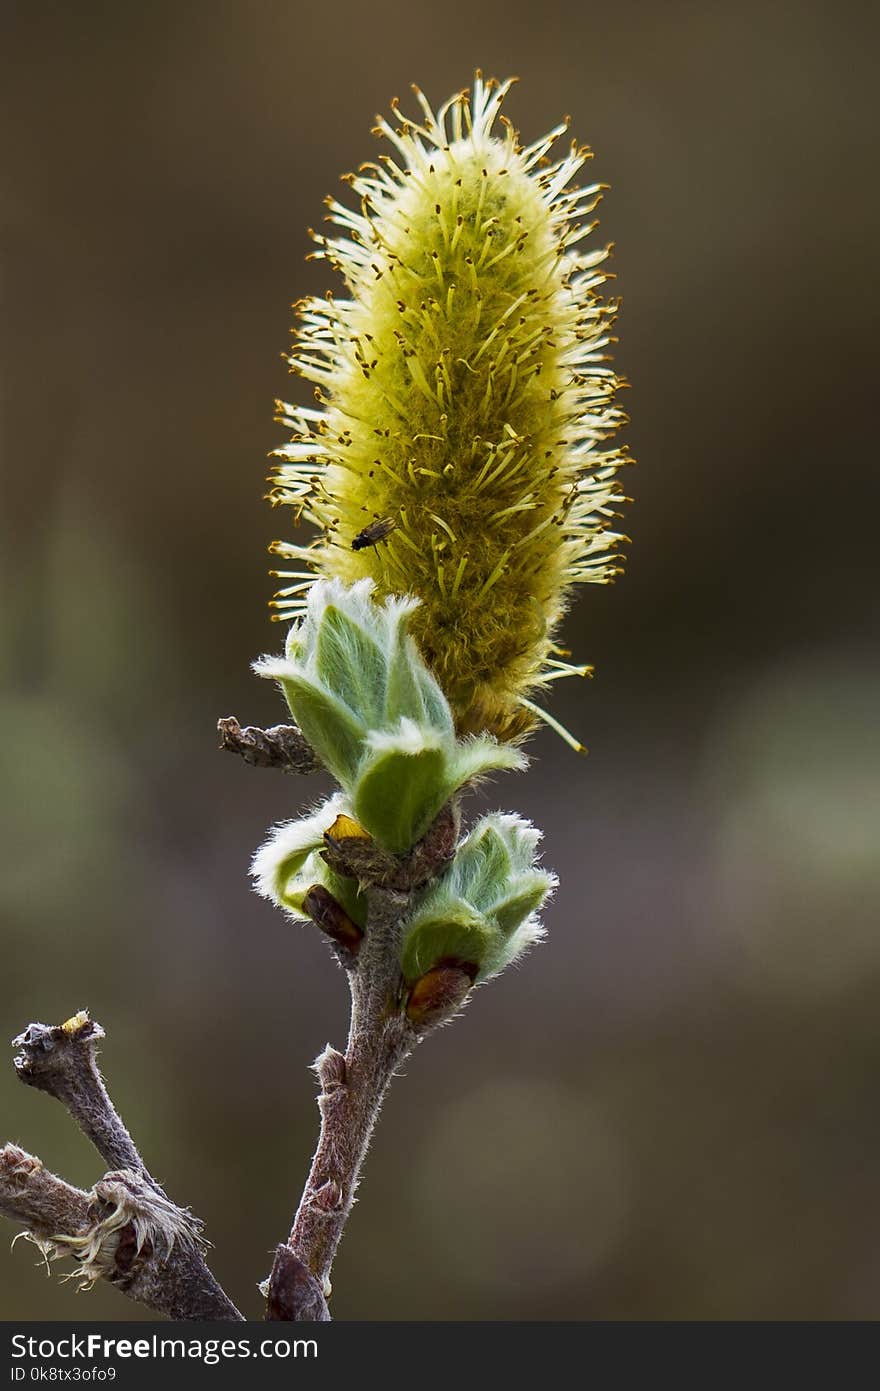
[1,0,878,1320]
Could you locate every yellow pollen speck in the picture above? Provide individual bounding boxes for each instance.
[61,1010,90,1036]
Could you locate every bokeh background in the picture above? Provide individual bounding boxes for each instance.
[2,0,878,1320]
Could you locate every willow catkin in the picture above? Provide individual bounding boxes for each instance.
[269,74,630,744]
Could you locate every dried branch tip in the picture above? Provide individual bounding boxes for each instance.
[13,1009,103,1088]
[218,715,321,773]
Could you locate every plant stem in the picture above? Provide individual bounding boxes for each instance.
[269,889,415,1317]
[14,1019,151,1181]
[8,1016,243,1321]
[0,1146,242,1321]
[0,1145,91,1237]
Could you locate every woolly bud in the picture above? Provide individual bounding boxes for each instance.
[406,961,478,1030]
[400,811,555,983]
[301,884,363,954]
[250,791,368,930]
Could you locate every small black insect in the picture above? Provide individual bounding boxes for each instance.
[351,517,397,550]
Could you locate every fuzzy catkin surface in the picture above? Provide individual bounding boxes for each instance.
[271,77,629,741]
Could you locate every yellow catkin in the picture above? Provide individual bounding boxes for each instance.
[268,75,631,742]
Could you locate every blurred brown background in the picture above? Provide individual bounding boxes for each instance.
[1,0,878,1320]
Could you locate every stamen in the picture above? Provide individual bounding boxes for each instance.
[519,698,587,753]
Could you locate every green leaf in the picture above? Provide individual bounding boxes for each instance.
[385,630,430,726]
[277,672,365,786]
[251,792,350,913]
[400,902,498,982]
[452,821,513,905]
[272,843,320,896]
[482,915,546,980]
[315,603,388,726]
[414,658,456,737]
[448,736,526,792]
[352,737,449,853]
[322,865,368,928]
[272,847,325,916]
[492,874,553,934]
[395,808,555,982]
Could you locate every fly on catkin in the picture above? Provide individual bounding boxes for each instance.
[269,74,631,745]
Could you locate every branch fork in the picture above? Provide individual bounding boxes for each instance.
[2,1012,242,1320]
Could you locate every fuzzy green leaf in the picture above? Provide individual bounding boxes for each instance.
[484,915,547,979]
[400,902,497,982]
[448,736,526,791]
[384,630,430,727]
[453,821,513,904]
[276,672,365,786]
[270,847,324,917]
[396,808,555,982]
[492,874,554,934]
[322,864,368,929]
[414,657,456,738]
[315,603,388,727]
[251,792,349,917]
[352,736,448,853]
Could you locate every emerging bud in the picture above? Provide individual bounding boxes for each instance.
[400,811,556,983]
[269,74,630,745]
[405,961,478,1030]
[301,884,363,954]
[255,578,524,853]
[250,791,368,929]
